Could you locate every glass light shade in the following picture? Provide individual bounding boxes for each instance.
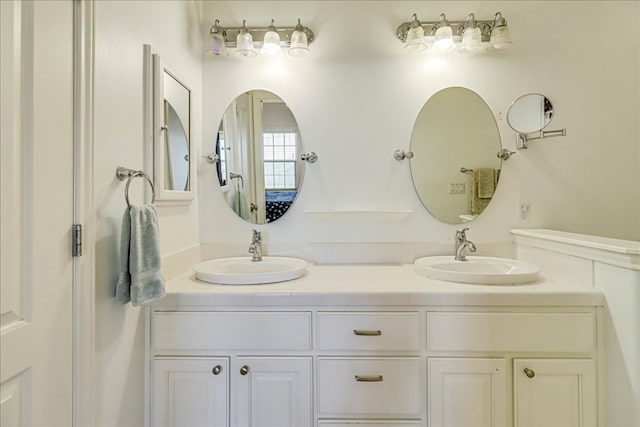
[236,31,257,57]
[433,25,456,53]
[261,30,282,56]
[404,26,427,52]
[209,32,226,56]
[461,26,482,52]
[288,29,309,57]
[490,25,512,49]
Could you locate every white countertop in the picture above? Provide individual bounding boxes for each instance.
[154,264,604,309]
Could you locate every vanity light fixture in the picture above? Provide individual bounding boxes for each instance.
[207,18,315,58]
[261,20,282,57]
[289,19,311,57]
[461,14,482,52]
[489,12,512,49]
[433,14,456,53]
[236,20,257,57]
[209,19,227,56]
[396,12,512,54]
[404,14,428,53]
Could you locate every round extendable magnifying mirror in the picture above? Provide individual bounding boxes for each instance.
[507,93,554,134]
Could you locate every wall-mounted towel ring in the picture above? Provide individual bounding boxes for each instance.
[116,166,156,207]
[229,172,244,188]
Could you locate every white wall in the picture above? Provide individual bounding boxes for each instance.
[200,1,640,246]
[93,1,202,425]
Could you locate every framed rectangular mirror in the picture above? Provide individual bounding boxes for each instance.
[151,53,194,202]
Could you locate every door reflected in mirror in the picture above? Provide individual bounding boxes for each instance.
[164,102,189,191]
[409,87,502,224]
[507,93,554,134]
[216,90,304,224]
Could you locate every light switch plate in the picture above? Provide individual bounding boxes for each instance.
[448,183,465,194]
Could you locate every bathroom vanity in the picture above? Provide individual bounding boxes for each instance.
[148,264,603,427]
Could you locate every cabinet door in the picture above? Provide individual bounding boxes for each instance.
[514,359,596,427]
[236,357,312,427]
[153,358,229,427]
[428,358,508,427]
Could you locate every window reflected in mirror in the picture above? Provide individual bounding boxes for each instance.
[215,90,305,224]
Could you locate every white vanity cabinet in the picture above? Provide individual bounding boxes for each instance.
[149,298,600,427]
[150,311,313,427]
[426,310,598,427]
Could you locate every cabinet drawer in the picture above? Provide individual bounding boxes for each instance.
[427,312,595,353]
[152,311,312,352]
[317,312,420,351]
[317,357,421,418]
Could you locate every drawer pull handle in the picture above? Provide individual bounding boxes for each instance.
[240,365,250,376]
[212,365,222,375]
[353,329,382,336]
[355,375,384,382]
[524,368,535,378]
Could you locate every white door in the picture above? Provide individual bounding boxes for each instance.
[514,359,597,427]
[236,357,312,427]
[428,358,509,427]
[0,0,74,425]
[153,358,230,427]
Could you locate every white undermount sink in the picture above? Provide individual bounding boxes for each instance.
[414,256,540,285]
[194,256,309,285]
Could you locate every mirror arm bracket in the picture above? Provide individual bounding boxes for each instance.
[300,152,318,163]
[393,149,414,161]
[516,128,567,149]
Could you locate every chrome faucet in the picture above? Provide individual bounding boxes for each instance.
[455,228,477,261]
[248,229,262,262]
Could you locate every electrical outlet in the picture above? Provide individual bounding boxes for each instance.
[519,202,530,220]
[448,183,465,194]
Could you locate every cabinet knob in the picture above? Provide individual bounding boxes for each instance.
[212,365,222,375]
[240,365,250,376]
[524,368,535,378]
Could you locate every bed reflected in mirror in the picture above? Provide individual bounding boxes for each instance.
[216,90,305,224]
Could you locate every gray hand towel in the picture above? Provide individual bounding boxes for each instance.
[115,205,165,306]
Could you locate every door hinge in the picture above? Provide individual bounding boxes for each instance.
[72,224,82,257]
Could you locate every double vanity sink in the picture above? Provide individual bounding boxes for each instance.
[414,255,540,285]
[194,256,310,285]
[194,255,540,286]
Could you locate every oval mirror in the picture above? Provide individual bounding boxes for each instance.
[215,90,304,224]
[507,93,554,134]
[410,87,502,224]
